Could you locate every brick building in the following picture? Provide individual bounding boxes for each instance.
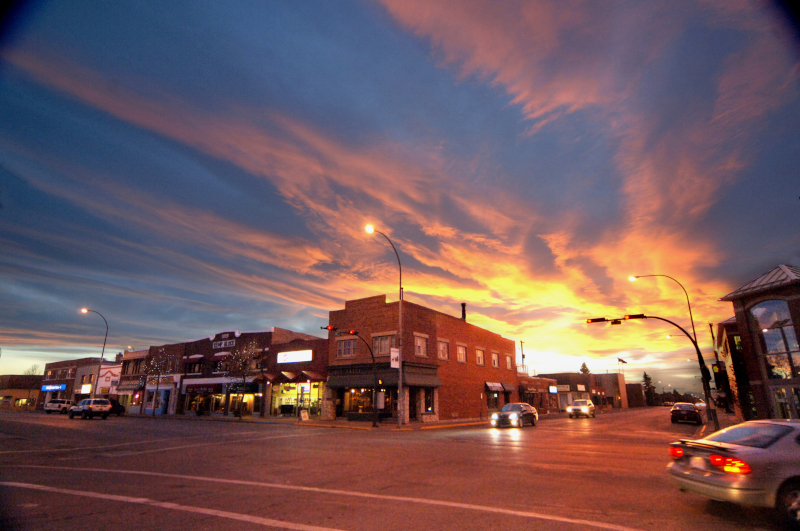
[0,375,42,409]
[323,295,519,423]
[37,357,107,408]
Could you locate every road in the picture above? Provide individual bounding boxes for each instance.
[0,408,779,531]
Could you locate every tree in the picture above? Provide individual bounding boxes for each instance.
[642,372,657,406]
[143,347,178,416]
[579,362,590,374]
[224,339,262,419]
[23,364,40,409]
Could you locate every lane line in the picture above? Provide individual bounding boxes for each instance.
[9,465,644,531]
[0,481,345,531]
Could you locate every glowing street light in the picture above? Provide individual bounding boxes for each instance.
[80,307,108,399]
[366,224,404,426]
[628,274,697,343]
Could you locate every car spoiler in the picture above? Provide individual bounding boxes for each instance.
[674,439,736,453]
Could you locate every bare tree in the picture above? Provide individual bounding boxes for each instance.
[224,339,261,419]
[23,364,40,409]
[143,347,178,416]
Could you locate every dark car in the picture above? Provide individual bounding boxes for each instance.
[108,398,125,416]
[490,403,538,428]
[671,402,702,425]
[668,420,800,527]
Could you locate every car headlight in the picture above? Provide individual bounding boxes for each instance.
[491,413,499,420]
[566,406,572,412]
[581,406,588,413]
[509,413,518,420]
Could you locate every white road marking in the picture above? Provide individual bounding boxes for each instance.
[10,466,645,531]
[0,481,345,531]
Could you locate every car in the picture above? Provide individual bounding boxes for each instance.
[567,399,596,418]
[695,401,707,409]
[44,399,73,414]
[68,398,111,420]
[671,402,703,425]
[490,403,538,428]
[668,420,800,527]
[664,401,674,407]
[108,398,125,416]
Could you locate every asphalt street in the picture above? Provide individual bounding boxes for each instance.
[0,408,779,531]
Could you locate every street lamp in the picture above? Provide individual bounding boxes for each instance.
[81,308,108,399]
[366,224,404,427]
[628,274,698,343]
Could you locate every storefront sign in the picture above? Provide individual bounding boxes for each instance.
[229,382,258,393]
[577,384,586,391]
[549,386,558,394]
[557,385,570,392]
[277,349,313,363]
[390,348,400,368]
[80,384,92,394]
[185,384,223,395]
[41,384,67,392]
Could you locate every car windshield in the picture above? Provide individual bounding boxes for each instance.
[501,404,523,412]
[704,423,793,448]
[572,400,588,406]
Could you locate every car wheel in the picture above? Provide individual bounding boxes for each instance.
[101,414,108,420]
[777,480,800,527]
[88,413,94,420]
[531,417,537,427]
[568,414,573,419]
[671,418,677,424]
[46,410,51,414]
[61,408,68,414]
[68,411,74,419]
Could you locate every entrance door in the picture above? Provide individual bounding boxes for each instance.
[408,387,417,420]
[772,386,800,419]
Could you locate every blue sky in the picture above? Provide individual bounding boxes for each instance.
[1,1,799,394]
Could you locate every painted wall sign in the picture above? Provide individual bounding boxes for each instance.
[548,386,558,394]
[41,384,67,392]
[277,349,313,363]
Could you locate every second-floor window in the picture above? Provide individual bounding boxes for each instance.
[457,345,467,363]
[491,352,499,368]
[373,335,395,356]
[506,355,513,370]
[437,341,448,360]
[476,349,485,366]
[415,336,428,357]
[337,339,357,358]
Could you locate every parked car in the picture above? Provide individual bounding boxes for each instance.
[671,402,703,425]
[668,420,800,527]
[695,400,707,409]
[44,399,73,414]
[664,401,674,407]
[108,398,125,416]
[68,398,111,419]
[490,403,538,428]
[567,399,596,418]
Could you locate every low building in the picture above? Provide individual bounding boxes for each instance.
[37,357,106,407]
[517,375,558,414]
[719,264,800,419]
[117,349,149,413]
[626,383,646,407]
[323,295,519,423]
[538,372,627,411]
[0,375,42,409]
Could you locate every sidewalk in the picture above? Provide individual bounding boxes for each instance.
[695,408,742,438]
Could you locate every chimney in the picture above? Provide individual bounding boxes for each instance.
[461,303,466,320]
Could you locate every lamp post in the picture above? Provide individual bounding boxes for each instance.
[366,224,404,426]
[587,313,719,430]
[81,308,108,399]
[628,274,697,343]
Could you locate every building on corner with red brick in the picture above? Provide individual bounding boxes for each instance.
[322,295,520,423]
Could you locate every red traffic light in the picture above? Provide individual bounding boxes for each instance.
[322,325,337,331]
[348,330,359,336]
[586,318,608,323]
[624,314,646,320]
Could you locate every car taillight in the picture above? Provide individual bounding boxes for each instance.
[669,446,684,459]
[708,454,751,474]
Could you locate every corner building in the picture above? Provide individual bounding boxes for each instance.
[323,295,519,423]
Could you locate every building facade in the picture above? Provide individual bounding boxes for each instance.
[0,375,42,409]
[37,357,106,407]
[323,295,519,423]
[720,264,800,419]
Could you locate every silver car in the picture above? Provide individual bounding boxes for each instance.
[668,420,800,527]
[567,399,596,418]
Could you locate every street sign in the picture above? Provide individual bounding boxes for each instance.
[390,348,400,368]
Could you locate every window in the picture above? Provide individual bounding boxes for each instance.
[80,375,86,384]
[67,368,76,379]
[476,349,485,366]
[337,339,357,358]
[749,299,800,379]
[373,335,395,356]
[437,341,448,360]
[46,370,54,380]
[491,352,499,368]
[506,355,513,370]
[415,336,428,357]
[457,345,467,363]
[424,388,435,412]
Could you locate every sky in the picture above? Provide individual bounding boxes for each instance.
[1,1,799,395]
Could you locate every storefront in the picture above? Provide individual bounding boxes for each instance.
[144,375,179,415]
[115,379,145,413]
[269,371,326,417]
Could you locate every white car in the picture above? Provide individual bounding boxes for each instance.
[567,399,596,418]
[668,420,800,526]
[68,398,111,420]
[44,399,74,414]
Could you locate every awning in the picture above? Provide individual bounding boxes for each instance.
[184,383,223,395]
[485,382,504,392]
[212,352,230,359]
[252,372,277,384]
[404,372,442,388]
[326,369,399,388]
[182,354,204,360]
[301,371,325,382]
[501,382,516,392]
[116,380,145,391]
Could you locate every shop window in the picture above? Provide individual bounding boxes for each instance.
[67,368,76,379]
[437,340,448,360]
[424,388,435,412]
[337,339,357,358]
[487,392,499,410]
[749,300,800,379]
[491,352,499,368]
[457,345,467,363]
[373,335,395,356]
[46,370,54,380]
[415,336,428,357]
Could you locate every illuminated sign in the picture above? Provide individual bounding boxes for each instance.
[577,384,586,391]
[80,384,92,394]
[41,384,67,392]
[548,386,558,394]
[277,350,313,363]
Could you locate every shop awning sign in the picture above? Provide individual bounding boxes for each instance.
[41,384,67,392]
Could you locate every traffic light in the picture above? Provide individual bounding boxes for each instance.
[348,329,359,336]
[586,318,608,323]
[624,314,646,320]
[321,325,337,331]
